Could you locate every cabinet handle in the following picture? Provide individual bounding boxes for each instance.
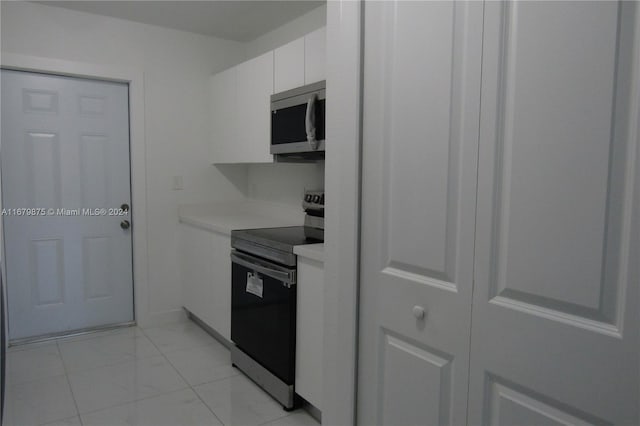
[412,305,426,320]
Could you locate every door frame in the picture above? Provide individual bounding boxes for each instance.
[323,1,363,425]
[0,53,153,328]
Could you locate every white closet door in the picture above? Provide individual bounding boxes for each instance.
[357,2,483,425]
[469,2,640,424]
[1,70,133,340]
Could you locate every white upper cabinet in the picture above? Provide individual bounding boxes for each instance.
[210,27,325,164]
[210,51,274,163]
[274,38,305,93]
[209,67,237,163]
[235,51,274,163]
[271,26,327,93]
[304,27,326,84]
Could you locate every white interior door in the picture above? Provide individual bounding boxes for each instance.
[469,2,640,424]
[357,2,483,425]
[1,70,134,341]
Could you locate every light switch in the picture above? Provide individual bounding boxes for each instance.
[172,175,184,190]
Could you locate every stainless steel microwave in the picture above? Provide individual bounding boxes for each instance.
[270,80,325,156]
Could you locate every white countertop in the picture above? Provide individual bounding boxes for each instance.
[294,243,325,263]
[178,200,303,236]
[179,201,325,262]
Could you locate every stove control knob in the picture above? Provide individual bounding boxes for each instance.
[320,194,325,205]
[305,194,313,203]
[313,195,321,203]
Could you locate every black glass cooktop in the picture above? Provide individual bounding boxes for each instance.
[231,226,323,254]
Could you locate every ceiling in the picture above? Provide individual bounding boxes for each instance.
[36,1,325,42]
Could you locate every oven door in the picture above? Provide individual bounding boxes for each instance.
[230,251,297,384]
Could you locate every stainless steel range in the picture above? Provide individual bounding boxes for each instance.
[229,190,324,410]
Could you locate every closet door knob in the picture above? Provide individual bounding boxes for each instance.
[412,305,426,320]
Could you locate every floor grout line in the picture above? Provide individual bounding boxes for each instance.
[155,319,306,426]
[54,327,192,420]
[5,372,69,388]
[137,324,227,426]
[56,340,84,426]
[58,341,165,376]
[77,386,193,419]
[10,321,314,426]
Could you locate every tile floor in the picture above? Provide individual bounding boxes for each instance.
[3,321,320,426]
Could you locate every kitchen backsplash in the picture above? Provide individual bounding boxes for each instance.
[247,162,325,208]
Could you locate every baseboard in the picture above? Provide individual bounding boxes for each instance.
[183,308,233,349]
[137,309,187,328]
[303,401,322,423]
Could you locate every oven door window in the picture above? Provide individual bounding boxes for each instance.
[231,261,296,384]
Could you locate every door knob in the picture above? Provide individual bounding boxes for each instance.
[120,220,130,230]
[412,305,426,320]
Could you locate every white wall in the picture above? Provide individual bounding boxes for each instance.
[243,4,327,208]
[0,1,248,322]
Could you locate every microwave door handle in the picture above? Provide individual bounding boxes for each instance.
[305,94,318,150]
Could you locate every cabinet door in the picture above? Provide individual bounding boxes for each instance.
[235,51,274,163]
[295,258,324,409]
[210,231,232,341]
[304,27,326,84]
[209,67,237,163]
[180,224,215,325]
[358,2,483,425]
[469,2,640,424]
[274,38,305,93]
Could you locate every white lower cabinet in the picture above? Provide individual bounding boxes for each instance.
[179,223,231,341]
[209,231,232,341]
[295,257,324,410]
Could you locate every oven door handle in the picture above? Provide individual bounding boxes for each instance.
[231,252,296,286]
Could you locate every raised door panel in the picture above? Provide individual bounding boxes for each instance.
[380,334,453,426]
[210,67,237,163]
[236,51,274,163]
[82,236,114,300]
[304,27,326,84]
[79,135,110,209]
[274,38,305,93]
[358,2,483,425]
[29,238,65,306]
[470,2,640,424]
[485,378,592,426]
[24,132,62,209]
